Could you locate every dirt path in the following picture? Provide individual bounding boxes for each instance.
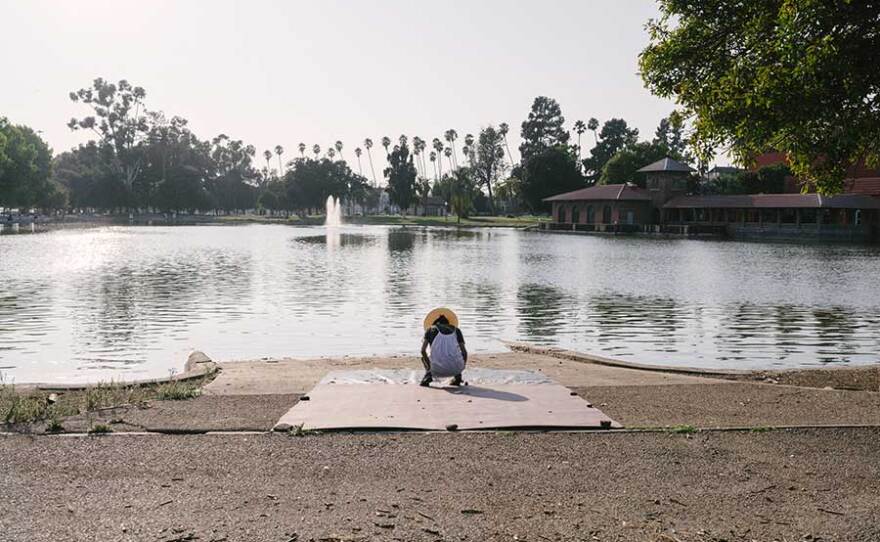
[2,429,879,542]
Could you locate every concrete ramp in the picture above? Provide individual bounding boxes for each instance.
[273,368,621,431]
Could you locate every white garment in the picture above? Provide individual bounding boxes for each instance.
[429,329,465,378]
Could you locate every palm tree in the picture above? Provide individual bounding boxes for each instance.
[416,137,428,177]
[354,147,363,175]
[432,139,444,179]
[298,142,306,157]
[381,136,391,157]
[263,150,272,174]
[398,134,408,147]
[444,129,459,168]
[573,120,587,166]
[313,144,321,158]
[444,147,453,170]
[327,147,336,160]
[499,123,514,166]
[274,145,284,175]
[363,138,377,184]
[430,150,438,180]
[588,118,599,144]
[334,140,344,162]
[412,141,422,177]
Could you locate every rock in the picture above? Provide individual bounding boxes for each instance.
[185,351,212,372]
[445,424,459,432]
[274,423,292,432]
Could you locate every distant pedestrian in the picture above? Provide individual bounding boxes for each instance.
[420,307,467,387]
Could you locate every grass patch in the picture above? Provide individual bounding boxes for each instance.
[88,423,112,435]
[1,370,213,430]
[155,380,201,401]
[666,424,698,434]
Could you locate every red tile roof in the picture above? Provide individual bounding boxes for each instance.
[845,178,880,197]
[543,184,654,202]
[663,193,880,209]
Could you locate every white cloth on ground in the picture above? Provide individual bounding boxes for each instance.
[429,330,465,378]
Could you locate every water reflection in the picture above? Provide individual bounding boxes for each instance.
[1,224,879,383]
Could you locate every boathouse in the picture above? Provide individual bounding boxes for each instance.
[542,157,880,241]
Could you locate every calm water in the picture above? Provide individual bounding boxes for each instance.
[1,224,879,383]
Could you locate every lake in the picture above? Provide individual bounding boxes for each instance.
[1,224,879,383]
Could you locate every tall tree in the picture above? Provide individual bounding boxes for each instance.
[263,150,272,174]
[275,145,284,175]
[334,140,344,162]
[498,122,515,166]
[429,151,438,180]
[587,118,599,144]
[581,119,639,184]
[0,118,54,208]
[354,147,363,175]
[519,96,570,164]
[312,144,321,158]
[444,129,459,168]
[573,120,586,166]
[432,138,444,179]
[472,125,507,215]
[67,78,149,202]
[298,142,306,157]
[640,0,880,193]
[363,138,377,184]
[384,141,417,215]
[381,136,391,157]
[519,146,584,211]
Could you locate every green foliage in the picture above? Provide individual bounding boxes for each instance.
[155,380,201,401]
[519,96,570,163]
[640,1,880,194]
[285,157,369,213]
[67,78,149,196]
[472,126,507,215]
[601,142,669,187]
[518,146,585,212]
[88,423,112,435]
[702,165,790,195]
[384,141,418,213]
[0,118,54,209]
[582,118,639,183]
[666,424,697,434]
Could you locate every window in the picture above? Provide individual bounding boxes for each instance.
[648,177,659,190]
[602,205,612,224]
[586,205,595,223]
[557,205,566,223]
[571,206,580,224]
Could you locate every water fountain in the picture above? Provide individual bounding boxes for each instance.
[325,195,342,227]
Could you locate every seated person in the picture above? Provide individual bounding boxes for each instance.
[420,307,467,387]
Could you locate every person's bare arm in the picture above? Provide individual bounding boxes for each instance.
[459,341,468,364]
[420,338,431,371]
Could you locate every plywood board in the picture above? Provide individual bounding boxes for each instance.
[274,369,620,431]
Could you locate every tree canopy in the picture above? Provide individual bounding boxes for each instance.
[518,146,584,211]
[581,119,639,184]
[519,96,570,163]
[640,0,880,194]
[0,118,55,209]
[384,142,417,213]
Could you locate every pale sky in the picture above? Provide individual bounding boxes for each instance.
[0,0,681,172]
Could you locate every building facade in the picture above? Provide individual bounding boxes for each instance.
[542,157,880,242]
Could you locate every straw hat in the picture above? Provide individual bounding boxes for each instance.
[423,307,459,331]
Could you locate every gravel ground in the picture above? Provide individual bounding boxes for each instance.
[2,428,879,542]
[576,383,880,429]
[49,394,300,433]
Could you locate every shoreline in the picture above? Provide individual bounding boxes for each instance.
[11,343,879,392]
